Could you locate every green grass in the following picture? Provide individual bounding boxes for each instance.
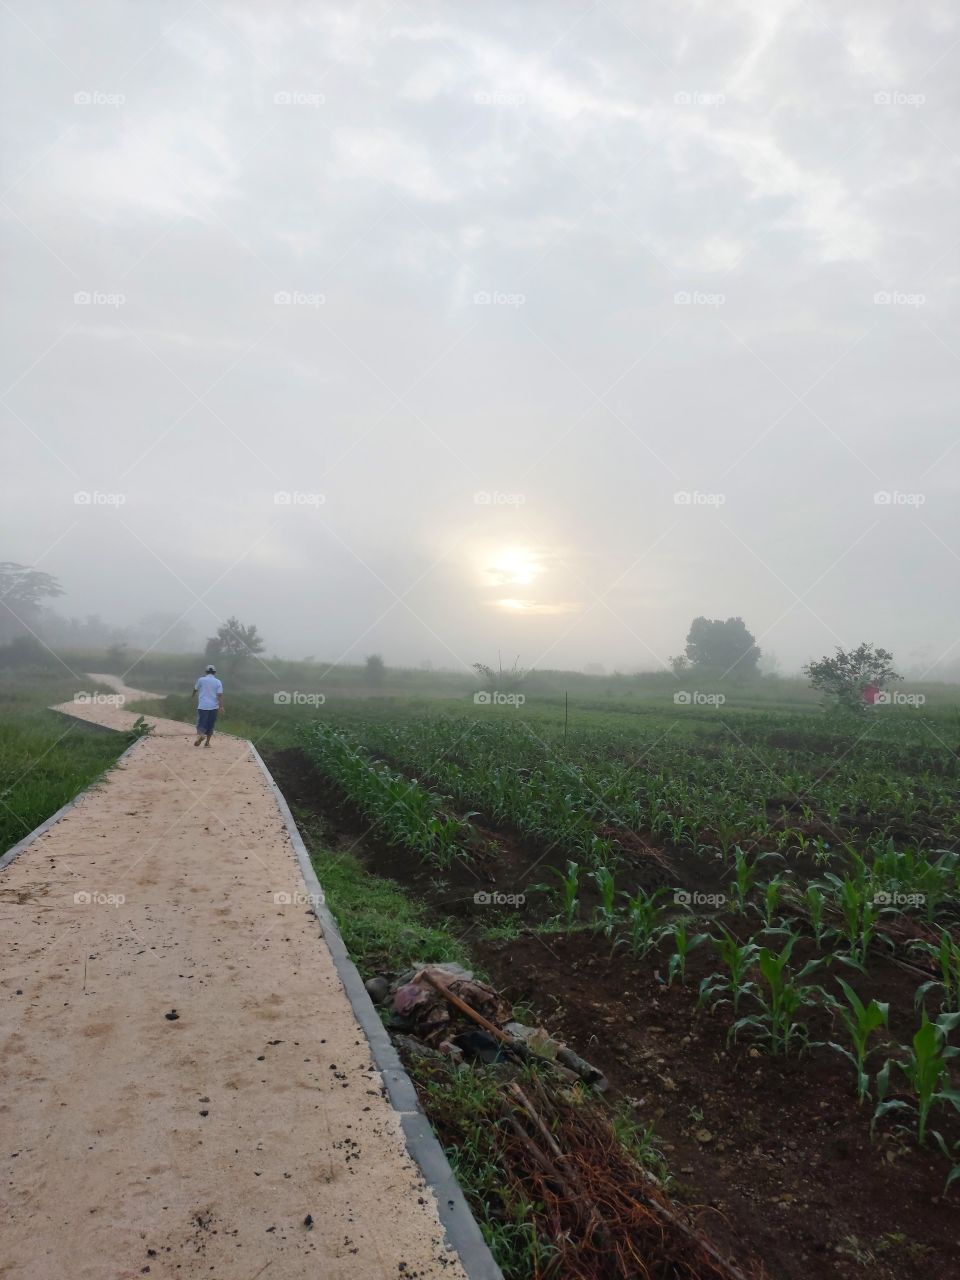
[292,809,470,972]
[0,673,137,854]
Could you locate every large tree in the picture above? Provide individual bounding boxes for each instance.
[803,643,901,711]
[683,616,760,676]
[0,563,64,642]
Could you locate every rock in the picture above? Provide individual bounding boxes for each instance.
[364,976,390,1005]
[695,1129,714,1144]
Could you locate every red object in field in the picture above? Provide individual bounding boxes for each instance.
[863,682,880,705]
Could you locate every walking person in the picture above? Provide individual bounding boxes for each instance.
[192,665,224,747]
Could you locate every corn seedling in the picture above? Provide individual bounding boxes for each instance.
[619,888,669,957]
[757,874,788,930]
[667,919,707,987]
[730,934,825,1056]
[827,978,889,1103]
[699,928,758,1015]
[591,863,617,936]
[554,860,581,927]
[932,1133,960,1197]
[805,884,827,946]
[822,872,878,970]
[913,930,960,1014]
[873,1010,960,1145]
[730,847,756,913]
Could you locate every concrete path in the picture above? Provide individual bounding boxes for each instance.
[0,682,469,1280]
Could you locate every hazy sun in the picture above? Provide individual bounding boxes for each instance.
[484,546,542,587]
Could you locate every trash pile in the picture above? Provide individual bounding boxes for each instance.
[364,962,766,1280]
[366,961,608,1087]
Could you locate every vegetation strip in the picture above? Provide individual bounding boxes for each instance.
[248,743,504,1280]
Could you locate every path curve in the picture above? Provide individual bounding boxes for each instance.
[0,683,470,1279]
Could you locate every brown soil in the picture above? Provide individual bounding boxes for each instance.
[268,745,960,1280]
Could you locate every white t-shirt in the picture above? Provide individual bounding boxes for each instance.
[195,675,223,710]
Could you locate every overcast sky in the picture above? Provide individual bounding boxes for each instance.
[3,1,959,675]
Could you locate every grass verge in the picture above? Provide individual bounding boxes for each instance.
[0,674,138,854]
[289,804,675,1279]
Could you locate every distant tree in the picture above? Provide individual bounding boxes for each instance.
[205,617,265,671]
[133,612,196,654]
[364,653,385,685]
[0,563,64,641]
[0,634,58,669]
[759,650,781,677]
[669,653,690,676]
[684,616,760,676]
[803,643,901,711]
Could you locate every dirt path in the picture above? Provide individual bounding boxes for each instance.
[0,685,469,1280]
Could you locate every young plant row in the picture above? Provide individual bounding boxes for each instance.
[299,723,473,866]
[550,858,960,1191]
[348,714,960,882]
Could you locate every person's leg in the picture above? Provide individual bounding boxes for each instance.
[203,708,217,746]
[194,709,204,745]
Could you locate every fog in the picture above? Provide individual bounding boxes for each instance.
[3,1,959,678]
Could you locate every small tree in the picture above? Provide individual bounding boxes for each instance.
[472,654,526,692]
[803,643,901,711]
[205,617,265,673]
[364,653,385,686]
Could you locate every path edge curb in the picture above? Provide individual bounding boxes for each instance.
[0,729,147,875]
[248,742,505,1280]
